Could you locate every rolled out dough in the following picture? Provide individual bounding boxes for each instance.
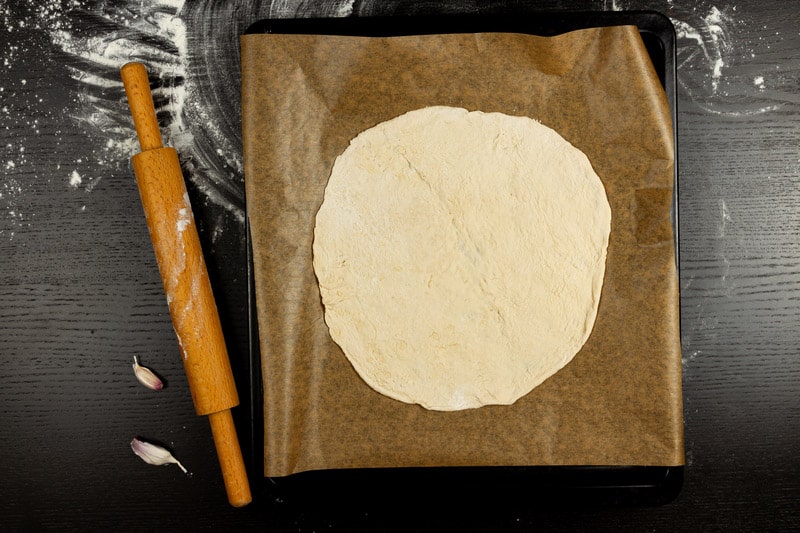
[313,106,611,411]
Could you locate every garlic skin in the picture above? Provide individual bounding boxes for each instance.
[130,437,188,473]
[132,356,163,390]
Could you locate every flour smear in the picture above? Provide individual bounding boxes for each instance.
[48,0,245,229]
[669,4,781,116]
[600,1,781,116]
[4,0,368,242]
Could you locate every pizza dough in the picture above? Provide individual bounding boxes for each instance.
[312,106,611,411]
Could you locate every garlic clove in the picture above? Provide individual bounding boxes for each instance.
[130,437,188,474]
[132,355,163,390]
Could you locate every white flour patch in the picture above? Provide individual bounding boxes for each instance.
[177,193,192,233]
[334,0,355,17]
[177,208,191,232]
[703,6,730,92]
[69,170,82,188]
[673,19,704,48]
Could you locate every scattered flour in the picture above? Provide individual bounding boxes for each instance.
[672,6,731,93]
[49,0,247,227]
[671,5,782,116]
[1,0,790,243]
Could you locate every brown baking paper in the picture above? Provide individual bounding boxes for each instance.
[241,25,683,477]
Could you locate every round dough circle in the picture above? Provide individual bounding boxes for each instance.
[313,106,611,411]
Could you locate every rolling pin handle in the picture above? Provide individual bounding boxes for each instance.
[208,409,253,507]
[121,62,164,152]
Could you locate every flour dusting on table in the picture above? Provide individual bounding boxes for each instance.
[596,2,785,117]
[669,4,783,116]
[42,0,247,235]
[2,0,792,243]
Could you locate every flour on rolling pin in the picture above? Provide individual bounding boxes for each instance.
[177,193,193,233]
[164,190,200,356]
[164,193,203,359]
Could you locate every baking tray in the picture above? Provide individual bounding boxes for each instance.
[243,10,681,508]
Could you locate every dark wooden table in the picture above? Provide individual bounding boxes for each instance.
[1,1,798,530]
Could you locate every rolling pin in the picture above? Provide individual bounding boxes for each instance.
[120,62,252,507]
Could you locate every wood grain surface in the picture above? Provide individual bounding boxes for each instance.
[1,0,798,531]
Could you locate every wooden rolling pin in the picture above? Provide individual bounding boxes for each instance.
[120,62,252,507]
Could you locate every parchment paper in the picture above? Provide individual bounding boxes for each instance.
[241,25,683,477]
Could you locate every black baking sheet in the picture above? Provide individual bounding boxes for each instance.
[243,10,681,506]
